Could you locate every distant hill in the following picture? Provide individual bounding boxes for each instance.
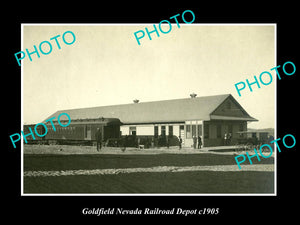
[247,128,274,136]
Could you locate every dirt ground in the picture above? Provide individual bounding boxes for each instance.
[23,144,266,156]
[23,144,275,194]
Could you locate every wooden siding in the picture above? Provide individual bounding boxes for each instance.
[211,96,250,118]
[203,120,247,147]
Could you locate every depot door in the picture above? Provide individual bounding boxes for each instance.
[84,125,91,140]
[179,125,185,145]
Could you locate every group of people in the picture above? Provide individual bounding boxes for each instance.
[192,135,203,149]
[95,128,275,152]
[223,132,232,146]
[95,127,203,152]
[96,127,239,152]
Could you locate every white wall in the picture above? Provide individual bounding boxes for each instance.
[173,125,180,137]
[120,124,182,136]
[137,125,154,135]
[120,126,129,135]
[120,125,153,135]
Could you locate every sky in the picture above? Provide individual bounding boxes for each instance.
[22,24,275,129]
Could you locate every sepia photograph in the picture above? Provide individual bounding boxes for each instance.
[21,24,276,195]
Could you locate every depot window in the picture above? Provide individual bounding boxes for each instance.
[168,125,173,137]
[217,124,221,138]
[197,124,202,136]
[154,126,158,137]
[186,125,191,139]
[192,125,196,137]
[161,126,166,136]
[129,126,136,136]
[204,124,209,139]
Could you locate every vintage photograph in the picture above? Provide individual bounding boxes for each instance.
[21,24,276,195]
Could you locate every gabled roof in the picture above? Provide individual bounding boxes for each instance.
[43,94,257,124]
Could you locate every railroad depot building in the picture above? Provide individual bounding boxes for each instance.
[42,94,258,147]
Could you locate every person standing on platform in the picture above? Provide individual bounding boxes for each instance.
[122,135,128,152]
[193,135,197,149]
[95,128,102,152]
[224,132,228,146]
[197,135,202,149]
[178,136,182,150]
[228,133,232,145]
[166,136,169,149]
